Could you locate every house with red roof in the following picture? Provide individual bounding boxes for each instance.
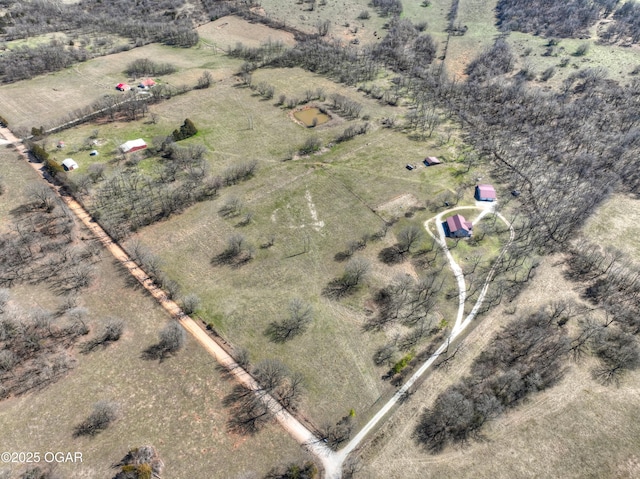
[445,214,473,238]
[139,78,156,89]
[116,83,131,91]
[475,184,497,202]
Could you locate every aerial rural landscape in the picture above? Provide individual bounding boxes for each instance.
[1,0,640,477]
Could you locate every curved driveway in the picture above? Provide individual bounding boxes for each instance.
[3,126,514,478]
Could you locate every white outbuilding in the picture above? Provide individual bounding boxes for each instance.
[62,158,78,171]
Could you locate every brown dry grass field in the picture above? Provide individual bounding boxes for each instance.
[356,255,640,479]
[0,156,307,478]
[583,193,640,261]
[197,16,297,50]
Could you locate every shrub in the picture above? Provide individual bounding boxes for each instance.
[392,352,414,374]
[31,144,49,162]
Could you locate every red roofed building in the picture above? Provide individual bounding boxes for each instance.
[475,184,497,202]
[446,214,473,238]
[120,138,147,154]
[139,78,156,87]
[116,83,131,91]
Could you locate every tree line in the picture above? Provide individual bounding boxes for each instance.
[0,0,199,83]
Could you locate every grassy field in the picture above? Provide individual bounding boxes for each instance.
[0,42,237,131]
[583,193,640,262]
[356,254,640,479]
[0,157,307,479]
[444,0,501,78]
[26,40,495,429]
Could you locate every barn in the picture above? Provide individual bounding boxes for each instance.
[445,214,473,238]
[475,184,497,202]
[120,139,147,154]
[62,158,78,171]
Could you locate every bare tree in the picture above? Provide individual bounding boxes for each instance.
[265,298,313,342]
[142,321,186,361]
[73,400,119,437]
[397,224,423,254]
[181,293,201,315]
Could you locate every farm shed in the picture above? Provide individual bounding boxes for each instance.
[445,214,473,238]
[120,139,147,154]
[423,156,442,166]
[139,78,156,88]
[475,184,497,202]
[62,158,78,171]
[116,83,131,91]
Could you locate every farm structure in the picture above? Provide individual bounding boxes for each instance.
[475,184,497,201]
[423,156,442,166]
[62,158,78,171]
[116,83,131,91]
[445,213,473,238]
[139,78,156,88]
[120,138,147,154]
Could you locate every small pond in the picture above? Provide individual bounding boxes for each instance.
[293,107,330,127]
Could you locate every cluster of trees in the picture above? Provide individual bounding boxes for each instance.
[372,18,437,73]
[328,94,364,119]
[265,462,318,479]
[371,0,403,17]
[225,359,304,435]
[228,39,288,66]
[566,240,640,384]
[0,290,85,399]
[82,143,221,240]
[172,118,198,141]
[602,1,640,44]
[0,183,98,290]
[0,40,90,83]
[0,0,200,83]
[414,307,570,452]
[124,58,177,78]
[496,0,607,38]
[497,0,640,44]
[113,445,164,479]
[273,39,379,86]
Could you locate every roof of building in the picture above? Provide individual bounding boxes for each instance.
[62,158,78,169]
[140,78,156,86]
[116,83,131,90]
[120,138,147,153]
[477,184,497,200]
[424,156,442,165]
[446,214,472,233]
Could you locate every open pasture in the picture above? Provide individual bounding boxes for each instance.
[0,157,306,479]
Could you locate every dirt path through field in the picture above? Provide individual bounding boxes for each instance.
[334,202,514,464]
[3,124,514,478]
[0,126,341,478]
